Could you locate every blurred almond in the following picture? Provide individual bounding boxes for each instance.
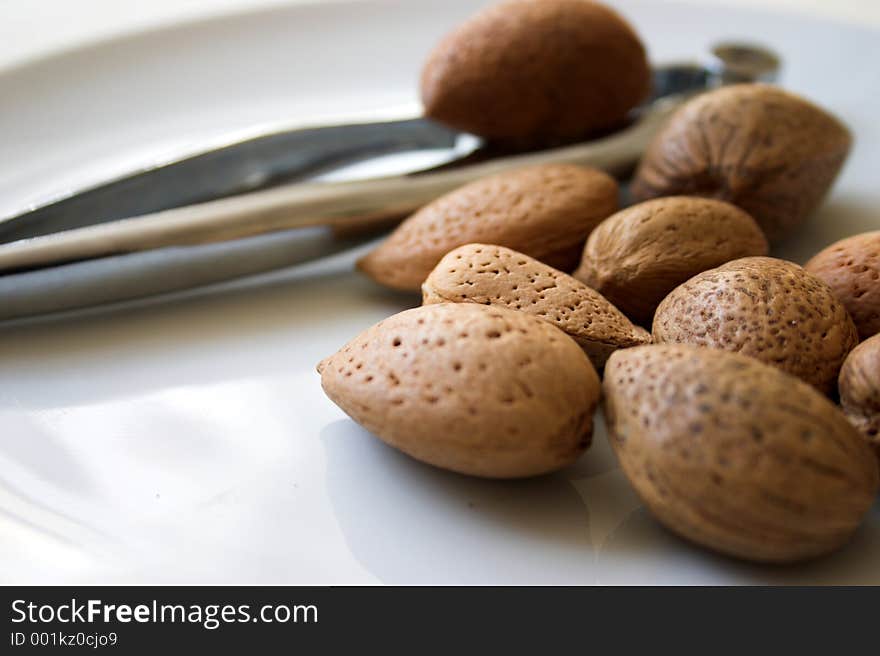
[632,84,852,243]
[357,164,618,291]
[839,333,880,461]
[805,231,880,340]
[421,0,650,143]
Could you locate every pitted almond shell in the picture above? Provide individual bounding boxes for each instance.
[318,303,600,478]
[652,256,858,394]
[805,231,880,340]
[422,243,650,369]
[604,344,878,563]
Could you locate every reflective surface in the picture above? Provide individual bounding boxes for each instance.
[0,116,466,242]
[0,0,878,584]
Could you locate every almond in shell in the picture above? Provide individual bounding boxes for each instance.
[421,0,650,143]
[805,231,880,340]
[357,164,618,291]
[839,333,880,460]
[604,344,879,563]
[422,243,650,369]
[318,303,600,478]
[631,84,852,243]
[573,197,769,325]
[652,256,858,393]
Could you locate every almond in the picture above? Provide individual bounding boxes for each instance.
[652,257,858,393]
[631,84,852,243]
[805,231,880,340]
[422,243,650,370]
[357,164,618,291]
[420,0,650,143]
[604,344,878,563]
[839,333,880,460]
[573,197,769,325]
[318,303,600,478]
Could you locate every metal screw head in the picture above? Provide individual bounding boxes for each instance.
[706,42,782,86]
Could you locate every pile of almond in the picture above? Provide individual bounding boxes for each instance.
[318,0,880,564]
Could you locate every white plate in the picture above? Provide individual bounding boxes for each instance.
[0,0,879,584]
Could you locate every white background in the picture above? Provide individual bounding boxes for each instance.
[2,0,880,71]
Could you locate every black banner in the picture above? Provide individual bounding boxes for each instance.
[0,586,875,652]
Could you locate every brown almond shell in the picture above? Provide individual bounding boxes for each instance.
[357,164,618,291]
[319,303,600,478]
[805,231,880,340]
[839,333,880,460]
[604,344,879,563]
[652,256,858,394]
[422,243,650,370]
[420,0,650,143]
[573,197,769,325]
[631,84,852,243]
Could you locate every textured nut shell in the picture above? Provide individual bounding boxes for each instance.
[631,84,852,243]
[420,0,650,142]
[604,344,879,563]
[422,243,650,369]
[318,303,600,478]
[573,197,769,325]
[357,164,618,291]
[839,333,880,459]
[805,231,880,340]
[653,257,858,394]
